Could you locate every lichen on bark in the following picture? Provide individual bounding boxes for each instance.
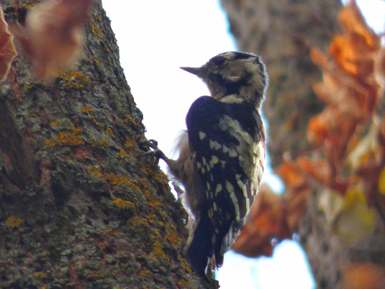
[0,1,215,288]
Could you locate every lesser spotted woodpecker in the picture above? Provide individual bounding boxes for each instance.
[144,51,267,280]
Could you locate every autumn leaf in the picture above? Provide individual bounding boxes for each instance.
[285,185,311,231]
[318,189,344,224]
[348,118,381,171]
[275,161,307,189]
[275,161,311,230]
[374,48,385,86]
[332,0,380,81]
[343,263,385,289]
[297,157,330,186]
[12,0,95,81]
[308,107,358,166]
[379,168,385,195]
[334,189,376,245]
[338,1,380,52]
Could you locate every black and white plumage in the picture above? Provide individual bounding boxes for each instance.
[148,51,267,280]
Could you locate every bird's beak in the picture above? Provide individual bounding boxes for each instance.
[180,66,207,78]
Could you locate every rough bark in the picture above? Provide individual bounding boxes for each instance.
[219,0,348,288]
[0,1,215,288]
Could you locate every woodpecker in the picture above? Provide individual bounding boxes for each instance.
[143,51,267,281]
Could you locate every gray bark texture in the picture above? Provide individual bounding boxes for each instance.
[219,0,352,288]
[0,1,216,288]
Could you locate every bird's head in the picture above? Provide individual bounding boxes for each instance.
[181,51,268,107]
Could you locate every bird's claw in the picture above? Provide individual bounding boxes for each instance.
[138,139,158,151]
[138,139,166,164]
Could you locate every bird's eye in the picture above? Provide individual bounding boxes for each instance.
[212,57,226,67]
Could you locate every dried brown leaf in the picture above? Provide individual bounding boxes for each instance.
[343,263,385,289]
[13,0,94,81]
[285,186,311,231]
[374,48,385,86]
[297,157,330,186]
[308,107,358,165]
[339,1,380,52]
[275,161,307,189]
[310,48,329,69]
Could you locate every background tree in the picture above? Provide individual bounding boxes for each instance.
[221,0,385,288]
[0,1,216,288]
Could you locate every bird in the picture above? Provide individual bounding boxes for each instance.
[141,51,267,281]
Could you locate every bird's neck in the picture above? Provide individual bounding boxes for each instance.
[218,94,244,104]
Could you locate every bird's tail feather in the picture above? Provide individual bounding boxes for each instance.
[185,215,213,280]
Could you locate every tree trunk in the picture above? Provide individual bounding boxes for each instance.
[0,1,214,288]
[220,0,350,288]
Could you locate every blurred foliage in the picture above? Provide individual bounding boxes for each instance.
[232,1,385,286]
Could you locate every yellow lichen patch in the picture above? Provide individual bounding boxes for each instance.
[165,222,183,244]
[166,233,183,245]
[105,127,115,138]
[139,178,149,189]
[44,139,56,147]
[106,173,141,191]
[88,166,103,178]
[148,197,163,207]
[138,270,152,278]
[71,125,82,134]
[138,178,164,207]
[32,272,47,279]
[58,69,91,89]
[112,198,134,209]
[84,270,102,280]
[103,44,110,52]
[56,132,84,146]
[128,217,148,227]
[90,16,103,41]
[92,14,102,22]
[125,115,141,130]
[151,240,165,257]
[138,163,170,191]
[21,3,37,9]
[119,148,128,157]
[142,186,164,208]
[177,280,190,287]
[24,83,33,91]
[89,139,109,147]
[105,228,113,234]
[148,213,164,226]
[153,167,168,181]
[6,216,22,228]
[124,137,135,148]
[82,106,94,114]
[125,115,134,123]
[50,121,59,126]
[178,255,193,273]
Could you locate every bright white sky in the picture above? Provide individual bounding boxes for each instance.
[102,1,384,288]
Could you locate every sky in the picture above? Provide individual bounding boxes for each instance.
[102,1,384,288]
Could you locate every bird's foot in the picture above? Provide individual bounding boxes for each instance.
[138,139,167,164]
